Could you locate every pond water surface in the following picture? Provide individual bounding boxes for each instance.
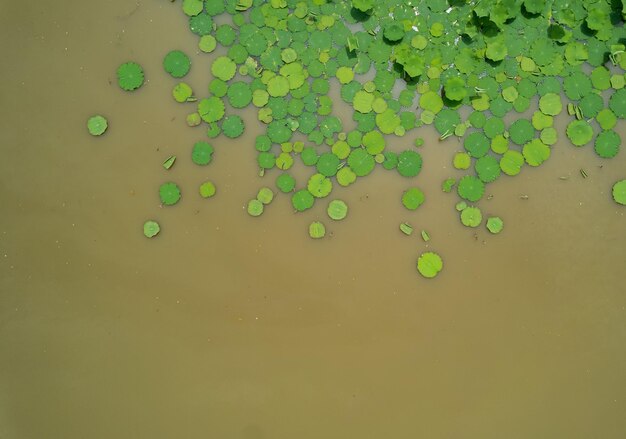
[1,1,626,438]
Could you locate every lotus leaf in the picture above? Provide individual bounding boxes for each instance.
[509,119,535,145]
[159,182,181,206]
[475,156,501,183]
[163,50,191,78]
[348,148,375,177]
[211,56,236,81]
[327,200,348,220]
[460,206,482,228]
[464,132,490,158]
[522,139,550,167]
[613,180,626,205]
[227,82,253,108]
[457,176,485,202]
[486,216,504,234]
[292,189,315,212]
[87,115,108,136]
[316,153,341,177]
[117,62,144,91]
[566,120,593,146]
[397,150,423,178]
[594,130,620,159]
[198,96,225,123]
[402,188,425,210]
[276,173,296,193]
[222,115,245,138]
[307,173,333,198]
[417,252,443,279]
[500,150,524,176]
[309,221,326,239]
[191,141,214,165]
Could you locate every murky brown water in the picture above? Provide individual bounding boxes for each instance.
[1,1,626,438]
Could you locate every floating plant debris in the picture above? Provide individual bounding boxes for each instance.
[93,0,626,279]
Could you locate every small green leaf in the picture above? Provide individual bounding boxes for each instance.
[117,62,144,91]
[417,252,443,279]
[256,187,274,204]
[159,182,181,206]
[612,180,626,205]
[460,206,482,228]
[486,216,504,234]
[143,220,160,238]
[402,188,425,210]
[163,50,191,78]
[162,155,176,170]
[87,115,108,136]
[199,181,216,198]
[327,200,348,221]
[400,223,413,235]
[309,221,326,239]
[191,141,214,165]
[247,199,264,217]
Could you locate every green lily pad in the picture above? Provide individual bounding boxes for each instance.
[117,62,144,91]
[307,173,333,198]
[292,189,315,212]
[143,220,160,238]
[594,130,620,159]
[87,115,108,136]
[347,148,375,177]
[163,50,191,78]
[247,199,264,217]
[191,141,214,165]
[198,96,225,123]
[522,139,550,167]
[612,180,626,205]
[222,115,245,138]
[276,173,296,193]
[402,188,425,210]
[475,156,501,183]
[486,216,504,234]
[460,206,482,228]
[500,150,524,176]
[417,252,443,279]
[397,150,423,178]
[327,200,348,221]
[159,182,181,206]
[256,187,274,204]
[538,93,562,116]
[211,56,237,81]
[309,221,326,239]
[199,181,216,198]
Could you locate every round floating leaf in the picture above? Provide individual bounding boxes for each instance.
[327,200,348,221]
[509,119,534,145]
[609,89,626,118]
[362,131,385,155]
[460,206,482,228]
[337,167,357,186]
[453,152,471,170]
[594,130,620,159]
[198,96,225,123]
[475,156,501,183]
[191,141,214,165]
[522,139,550,167]
[500,150,524,176]
[417,252,443,279]
[538,93,562,116]
[443,76,467,101]
[182,0,203,16]
[486,216,504,234]
[292,190,315,212]
[163,50,191,78]
[159,182,181,206]
[256,187,274,204]
[211,56,236,81]
[276,173,296,193]
[397,150,423,178]
[402,188,425,210]
[143,220,160,238]
[563,72,592,101]
[117,62,144,91]
[464,132,490,158]
[613,180,626,205]
[267,75,290,97]
[172,82,193,103]
[316,153,341,177]
[199,181,216,198]
[309,221,326,239]
[247,199,264,217]
[87,115,108,136]
[457,176,485,202]
[566,120,593,147]
[227,82,253,108]
[347,148,375,177]
[419,91,443,114]
[222,115,245,138]
[307,173,332,198]
[597,109,617,130]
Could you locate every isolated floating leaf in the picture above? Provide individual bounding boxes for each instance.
[163,50,191,78]
[486,216,504,234]
[143,220,160,238]
[247,199,264,217]
[594,130,620,159]
[307,173,333,198]
[172,82,193,102]
[199,181,216,198]
[402,188,425,210]
[457,176,485,202]
[276,173,296,193]
[460,206,482,228]
[327,200,348,221]
[211,56,236,81]
[117,62,144,91]
[87,115,108,136]
[613,180,626,205]
[159,182,181,206]
[309,221,326,239]
[191,141,214,165]
[397,150,423,178]
[417,252,443,279]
